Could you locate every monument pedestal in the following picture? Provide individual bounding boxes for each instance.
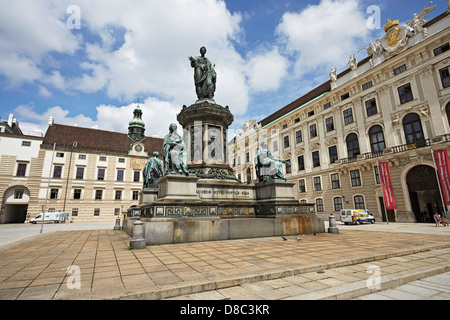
[254,181,307,217]
[157,174,201,202]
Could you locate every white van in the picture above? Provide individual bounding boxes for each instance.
[340,209,375,225]
[30,212,64,224]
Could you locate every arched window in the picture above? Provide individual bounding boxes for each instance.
[369,125,386,153]
[403,113,424,145]
[346,133,360,159]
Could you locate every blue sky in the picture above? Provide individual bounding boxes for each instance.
[0,0,447,138]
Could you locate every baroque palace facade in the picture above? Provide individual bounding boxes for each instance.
[230,9,450,223]
[0,106,163,223]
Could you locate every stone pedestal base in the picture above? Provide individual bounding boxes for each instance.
[140,188,158,204]
[157,174,201,202]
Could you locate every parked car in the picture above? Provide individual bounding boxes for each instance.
[340,209,375,225]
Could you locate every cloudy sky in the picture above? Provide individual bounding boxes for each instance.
[0,0,446,138]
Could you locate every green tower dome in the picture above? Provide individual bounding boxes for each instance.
[128,101,146,142]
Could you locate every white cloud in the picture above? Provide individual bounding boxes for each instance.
[12,97,181,139]
[246,47,288,92]
[276,0,369,75]
[38,86,52,98]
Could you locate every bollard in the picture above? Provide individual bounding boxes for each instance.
[114,217,121,230]
[328,214,339,234]
[129,219,146,249]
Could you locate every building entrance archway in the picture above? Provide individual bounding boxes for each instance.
[1,186,30,224]
[406,165,443,223]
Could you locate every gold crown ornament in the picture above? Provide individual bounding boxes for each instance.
[384,19,399,32]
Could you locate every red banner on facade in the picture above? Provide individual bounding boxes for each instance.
[379,161,397,210]
[433,150,450,206]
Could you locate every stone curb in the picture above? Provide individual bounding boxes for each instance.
[112,243,450,300]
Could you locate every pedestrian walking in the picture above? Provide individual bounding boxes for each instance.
[434,213,441,227]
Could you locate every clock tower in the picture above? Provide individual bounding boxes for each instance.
[128,101,147,157]
[128,101,146,143]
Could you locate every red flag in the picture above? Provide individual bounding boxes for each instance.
[433,150,450,206]
[379,162,397,210]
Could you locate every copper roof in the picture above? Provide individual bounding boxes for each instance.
[43,123,163,156]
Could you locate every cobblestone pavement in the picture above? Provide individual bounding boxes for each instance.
[0,222,449,300]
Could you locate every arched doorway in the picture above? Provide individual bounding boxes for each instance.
[1,186,30,224]
[406,165,443,223]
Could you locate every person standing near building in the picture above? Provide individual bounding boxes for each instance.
[434,212,441,227]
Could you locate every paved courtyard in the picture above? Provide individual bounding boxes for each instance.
[0,221,449,300]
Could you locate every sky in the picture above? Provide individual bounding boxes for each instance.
[0,0,447,138]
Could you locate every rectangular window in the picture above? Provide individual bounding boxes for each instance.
[99,156,107,161]
[365,98,378,117]
[310,124,317,138]
[283,136,290,148]
[393,64,407,75]
[362,81,373,91]
[285,161,292,174]
[331,173,340,189]
[312,151,320,168]
[434,43,450,56]
[350,169,362,187]
[118,158,125,163]
[341,92,350,101]
[95,190,103,200]
[22,141,31,147]
[94,208,100,216]
[374,166,380,185]
[117,169,124,181]
[307,110,315,117]
[272,140,278,152]
[354,195,365,209]
[132,191,139,201]
[439,66,450,89]
[56,152,64,158]
[298,179,306,193]
[325,117,334,132]
[98,168,105,181]
[343,108,354,125]
[78,154,86,160]
[53,166,62,179]
[398,83,414,104]
[282,123,288,129]
[76,167,84,180]
[297,155,305,171]
[74,189,82,200]
[294,117,300,123]
[16,163,27,177]
[334,197,343,212]
[50,189,59,199]
[329,146,338,164]
[316,198,324,212]
[296,130,302,144]
[14,189,24,199]
[313,176,322,191]
[323,102,331,110]
[134,171,140,182]
[246,152,250,163]
[115,190,122,200]
[72,208,78,217]
[114,208,121,216]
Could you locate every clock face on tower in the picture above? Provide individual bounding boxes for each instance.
[134,144,143,152]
